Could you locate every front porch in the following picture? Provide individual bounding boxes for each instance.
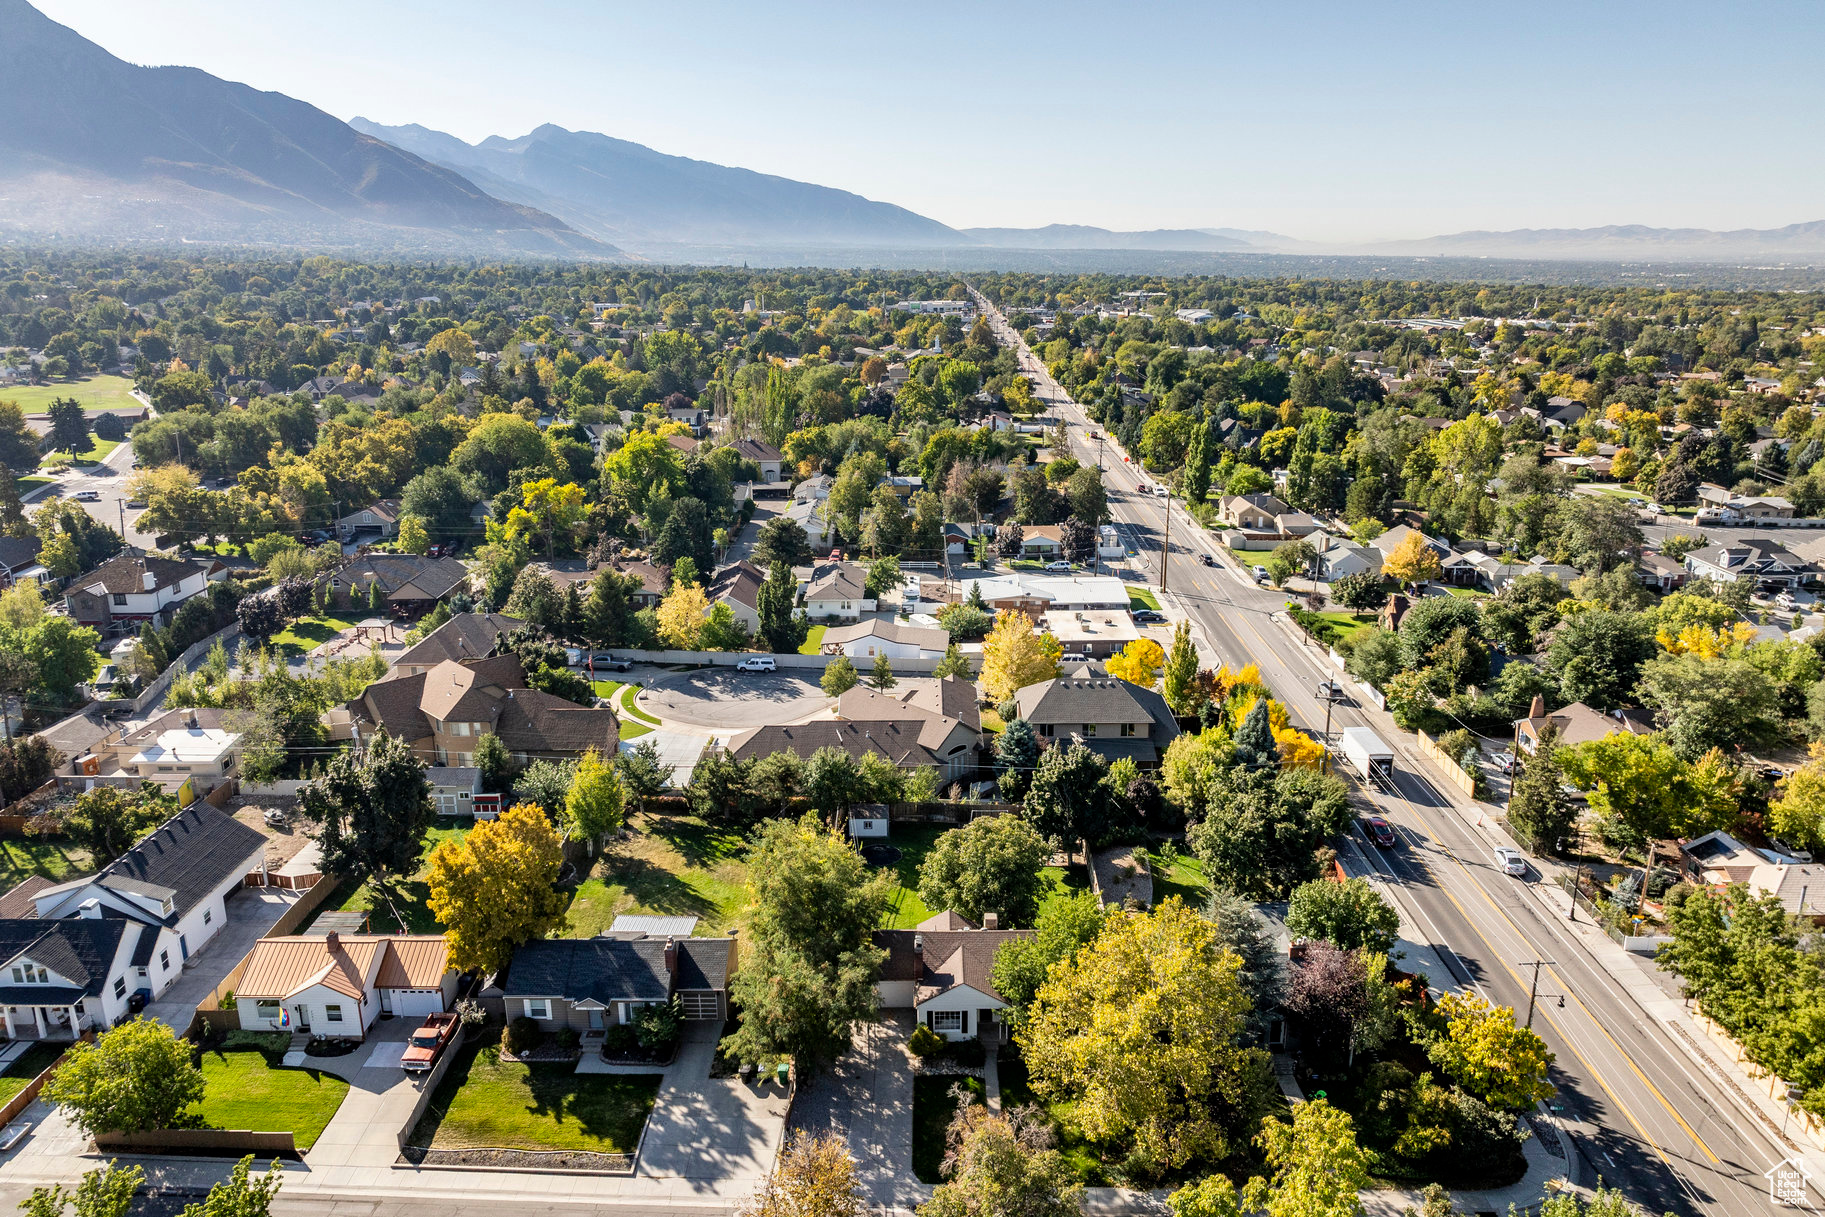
[1,1003,84,1041]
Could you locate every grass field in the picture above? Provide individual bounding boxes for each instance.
[1144,848,1209,908]
[40,437,121,466]
[191,1047,350,1151]
[799,625,827,655]
[876,824,949,929]
[320,818,471,934]
[266,614,360,661]
[567,812,751,937]
[1313,611,1379,645]
[15,477,51,496]
[597,681,655,739]
[0,1044,66,1106]
[912,1074,984,1182]
[2,375,139,414]
[0,837,94,889]
[410,1030,659,1153]
[1126,586,1161,611]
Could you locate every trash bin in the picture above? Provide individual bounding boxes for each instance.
[775,1062,789,1087]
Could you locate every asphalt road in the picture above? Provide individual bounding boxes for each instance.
[973,286,1812,1216]
[24,435,159,548]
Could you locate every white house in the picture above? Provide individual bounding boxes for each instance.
[121,724,241,787]
[820,619,949,660]
[784,499,837,553]
[802,562,874,621]
[1307,532,1383,582]
[730,438,785,482]
[63,554,218,634]
[873,912,1031,1042]
[32,805,267,1001]
[235,933,458,1038]
[0,916,153,1040]
[427,766,483,816]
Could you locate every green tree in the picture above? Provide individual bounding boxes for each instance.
[920,1107,1083,1217]
[1286,877,1400,953]
[1330,572,1386,611]
[47,396,90,457]
[1243,1099,1370,1217]
[1022,742,1112,847]
[1546,611,1658,710]
[1267,539,1317,587]
[1188,768,1352,899]
[1020,898,1264,1170]
[616,739,671,816]
[994,717,1039,801]
[757,561,808,654]
[178,1155,285,1217]
[1506,741,1576,852]
[989,889,1107,1012]
[63,783,173,865]
[821,655,860,697]
[755,516,813,569]
[1557,732,1736,848]
[299,731,435,884]
[1423,992,1556,1111]
[1638,652,1781,759]
[1182,419,1214,505]
[44,1018,205,1135]
[565,747,626,843]
[17,1161,144,1217]
[931,643,973,681]
[723,815,893,1070]
[1232,698,1277,770]
[1204,890,1284,1037]
[869,652,897,691]
[917,815,1051,927]
[474,731,516,793]
[1161,620,1199,716]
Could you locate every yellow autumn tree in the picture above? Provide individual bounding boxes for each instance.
[979,610,1063,703]
[425,327,477,365]
[1105,638,1166,687]
[426,802,570,975]
[1229,691,1325,769]
[1381,531,1442,586]
[1655,620,1757,657]
[397,514,430,555]
[657,581,711,650]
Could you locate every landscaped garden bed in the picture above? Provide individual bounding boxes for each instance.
[407,1029,659,1166]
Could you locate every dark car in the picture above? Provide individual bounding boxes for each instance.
[1362,816,1397,848]
[1133,609,1166,624]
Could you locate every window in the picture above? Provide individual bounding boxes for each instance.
[203,909,212,926]
[12,965,47,984]
[1121,722,1136,738]
[459,792,471,801]
[1083,724,1097,737]
[1039,723,1055,737]
[257,1000,281,1019]
[452,722,470,737]
[326,1005,344,1023]
[931,1010,964,1033]
[112,593,127,606]
[159,950,170,970]
[525,999,551,1020]
[113,977,127,999]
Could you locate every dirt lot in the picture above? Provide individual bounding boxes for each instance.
[228,799,315,865]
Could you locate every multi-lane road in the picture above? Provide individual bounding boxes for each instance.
[971,286,1813,1216]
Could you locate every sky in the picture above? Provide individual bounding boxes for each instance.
[30,0,1825,243]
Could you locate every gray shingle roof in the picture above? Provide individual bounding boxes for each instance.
[75,554,206,596]
[499,936,733,1001]
[727,720,937,767]
[0,918,130,1001]
[90,806,266,924]
[393,613,523,670]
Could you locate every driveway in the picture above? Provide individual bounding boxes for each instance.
[143,886,301,1030]
[635,1022,791,1188]
[297,1015,433,1171]
[789,1013,924,1209]
[641,669,830,730]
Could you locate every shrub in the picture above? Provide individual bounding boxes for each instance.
[454,998,488,1027]
[633,1000,681,1051]
[909,1024,946,1057]
[553,1027,581,1052]
[603,1024,639,1055]
[506,1016,541,1057]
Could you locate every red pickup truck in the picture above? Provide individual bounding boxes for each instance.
[401,1013,459,1072]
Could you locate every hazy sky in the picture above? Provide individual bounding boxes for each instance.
[32,0,1825,242]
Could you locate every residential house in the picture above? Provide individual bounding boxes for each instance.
[794,474,834,503]
[235,933,458,1038]
[1695,483,1796,522]
[1370,525,1451,565]
[496,933,735,1031]
[1017,525,1064,560]
[802,562,874,621]
[706,561,766,635]
[1679,830,1825,920]
[0,537,46,590]
[1684,539,1816,590]
[727,720,945,772]
[1014,675,1182,768]
[334,655,620,765]
[948,573,1129,619]
[1306,532,1383,582]
[663,433,699,455]
[101,707,241,793]
[730,438,784,482]
[1636,552,1688,592]
[319,554,472,618]
[784,499,838,554]
[874,911,1032,1042]
[609,560,667,609]
[31,805,267,1001]
[338,500,402,542]
[0,918,157,1040]
[821,619,949,660]
[63,555,216,635]
[1442,550,1578,593]
[887,475,925,501]
[1041,610,1140,659]
[833,678,982,780]
[391,613,523,677]
[1217,494,1320,544]
[667,404,707,434]
[1514,696,1654,755]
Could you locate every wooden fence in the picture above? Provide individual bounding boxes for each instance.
[1414,730,1478,800]
[95,1128,297,1158]
[0,1047,69,1126]
[188,877,342,1039]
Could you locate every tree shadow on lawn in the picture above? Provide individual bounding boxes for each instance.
[585,852,723,921]
[519,1062,659,1147]
[642,813,746,869]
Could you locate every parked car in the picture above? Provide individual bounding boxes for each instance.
[125,497,147,509]
[1251,565,1271,584]
[1060,652,1090,663]
[1491,750,1516,774]
[73,490,100,501]
[1044,559,1073,572]
[1775,591,1798,610]
[1133,609,1166,624]
[401,1012,459,1072]
[736,656,777,673]
[1493,847,1528,876]
[591,653,632,672]
[263,809,292,829]
[1362,816,1397,848]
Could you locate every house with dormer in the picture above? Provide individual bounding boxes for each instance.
[874,911,1032,1042]
[63,554,219,635]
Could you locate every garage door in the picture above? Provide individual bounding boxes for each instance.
[387,990,444,1018]
[678,991,720,1020]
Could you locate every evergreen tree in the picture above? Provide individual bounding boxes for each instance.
[756,561,807,654]
[1233,698,1277,770]
[869,652,897,691]
[1509,739,1576,853]
[1183,419,1214,505]
[996,716,1040,800]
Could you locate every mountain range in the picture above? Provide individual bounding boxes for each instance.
[1,0,1822,266]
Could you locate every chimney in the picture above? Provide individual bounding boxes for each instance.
[325,931,340,952]
[142,569,157,591]
[663,936,677,975]
[913,933,924,954]
[1528,694,1546,720]
[77,898,102,919]
[982,912,999,931]
[186,710,198,729]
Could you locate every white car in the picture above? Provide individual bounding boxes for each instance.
[1044,560,1072,572]
[1493,847,1527,876]
[73,490,101,501]
[1251,565,1271,584]
[1151,483,1170,498]
[735,656,777,673]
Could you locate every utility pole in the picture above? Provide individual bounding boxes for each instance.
[1523,960,1555,1029]
[1159,491,1171,593]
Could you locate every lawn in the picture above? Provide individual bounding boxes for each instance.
[0,1043,66,1105]
[799,625,827,655]
[997,1055,1108,1185]
[1313,611,1378,646]
[39,437,121,466]
[1143,848,1208,908]
[912,1074,984,1182]
[1126,585,1161,611]
[600,681,655,739]
[190,1045,350,1151]
[14,477,51,496]
[2,374,139,414]
[567,812,751,936]
[320,818,471,934]
[0,836,94,890]
[268,614,360,661]
[409,1029,659,1153]
[620,685,662,726]
[1588,485,1647,502]
[1442,587,1490,599]
[876,824,949,929]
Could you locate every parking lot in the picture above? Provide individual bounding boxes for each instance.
[639,668,832,729]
